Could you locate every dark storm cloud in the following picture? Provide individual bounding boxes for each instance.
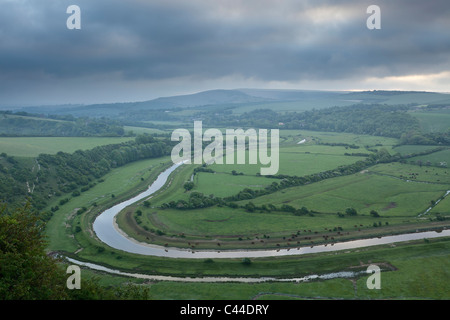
[1,0,450,105]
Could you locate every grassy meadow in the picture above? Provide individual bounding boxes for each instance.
[411,111,450,133]
[0,136,134,157]
[408,149,450,167]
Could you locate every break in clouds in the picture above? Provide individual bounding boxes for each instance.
[1,0,450,105]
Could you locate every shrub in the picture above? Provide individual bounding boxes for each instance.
[370,210,380,217]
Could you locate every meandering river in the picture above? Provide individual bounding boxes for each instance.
[92,161,450,259]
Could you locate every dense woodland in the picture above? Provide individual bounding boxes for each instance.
[0,111,126,137]
[197,104,448,144]
[0,134,172,212]
[0,203,150,299]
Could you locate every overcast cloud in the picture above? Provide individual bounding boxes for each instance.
[1,0,450,106]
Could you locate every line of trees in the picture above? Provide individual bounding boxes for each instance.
[0,112,127,137]
[198,104,424,139]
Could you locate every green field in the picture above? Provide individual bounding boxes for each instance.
[230,99,353,114]
[124,126,168,135]
[242,172,447,217]
[430,194,450,215]
[369,162,450,184]
[279,129,399,148]
[407,149,450,167]
[206,146,367,177]
[0,136,134,157]
[411,111,450,133]
[391,144,442,156]
[194,172,279,197]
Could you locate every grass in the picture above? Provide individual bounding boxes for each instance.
[407,149,450,167]
[430,194,450,215]
[153,206,308,237]
[0,136,134,157]
[204,140,372,177]
[278,129,399,150]
[207,150,367,177]
[369,162,450,184]
[243,172,448,217]
[410,111,450,133]
[124,126,167,135]
[391,144,442,156]
[194,171,279,198]
[230,99,353,114]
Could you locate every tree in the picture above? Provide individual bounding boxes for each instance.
[297,206,309,215]
[0,203,153,300]
[0,203,68,299]
[370,210,380,217]
[346,208,358,216]
[244,202,256,212]
[183,181,194,191]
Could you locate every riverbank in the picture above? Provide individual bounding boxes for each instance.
[60,236,450,300]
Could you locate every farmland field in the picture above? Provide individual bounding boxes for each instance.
[391,144,441,155]
[411,111,450,133]
[407,149,450,167]
[240,172,447,217]
[0,136,134,157]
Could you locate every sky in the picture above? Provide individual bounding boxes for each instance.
[1,0,450,106]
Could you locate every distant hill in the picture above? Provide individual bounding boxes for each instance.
[17,89,272,117]
[239,88,346,101]
[9,89,450,119]
[342,90,450,105]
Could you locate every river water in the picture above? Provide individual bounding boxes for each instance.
[93,162,450,259]
[64,256,368,283]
